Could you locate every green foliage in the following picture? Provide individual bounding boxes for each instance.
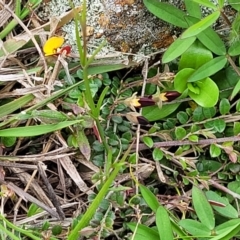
[2,0,240,239]
[143,0,235,109]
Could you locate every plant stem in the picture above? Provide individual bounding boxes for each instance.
[67,143,133,240]
[227,55,240,77]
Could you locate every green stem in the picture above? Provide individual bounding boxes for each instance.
[0,0,42,39]
[67,143,132,240]
[82,67,96,113]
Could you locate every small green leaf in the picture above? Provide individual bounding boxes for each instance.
[127,223,159,239]
[162,37,196,63]
[204,119,226,133]
[218,0,225,8]
[197,27,226,55]
[206,191,238,219]
[236,100,240,112]
[185,16,226,55]
[192,0,218,10]
[188,56,227,82]
[188,78,219,108]
[210,144,221,158]
[92,141,104,152]
[0,38,28,57]
[1,137,16,147]
[188,134,199,142]
[31,110,68,123]
[219,98,230,115]
[0,121,81,137]
[27,203,43,217]
[192,186,215,229]
[52,225,62,236]
[140,185,160,212]
[142,136,153,148]
[202,107,216,118]
[228,41,240,56]
[214,119,226,132]
[42,221,50,231]
[174,68,195,93]
[143,0,188,28]
[184,0,202,18]
[179,40,213,70]
[187,82,200,94]
[143,103,181,121]
[230,79,240,100]
[111,115,123,124]
[177,111,189,124]
[192,106,205,121]
[0,94,34,118]
[213,220,240,240]
[156,206,174,240]
[181,11,220,39]
[179,219,211,236]
[76,128,91,161]
[229,0,240,11]
[175,127,187,140]
[153,148,163,161]
[233,122,240,135]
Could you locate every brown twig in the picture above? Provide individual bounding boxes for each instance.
[38,162,65,220]
[0,179,59,219]
[134,136,240,151]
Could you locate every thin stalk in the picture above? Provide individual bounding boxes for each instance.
[67,143,133,240]
[80,0,87,66]
[82,67,96,113]
[85,40,106,68]
[94,118,112,170]
[74,14,84,65]
[227,55,240,77]
[0,0,41,39]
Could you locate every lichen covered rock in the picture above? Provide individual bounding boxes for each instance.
[40,0,180,61]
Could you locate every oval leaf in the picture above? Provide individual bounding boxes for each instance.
[229,0,240,11]
[219,98,230,115]
[156,206,174,240]
[143,0,188,28]
[188,78,219,107]
[181,11,220,39]
[143,103,181,121]
[142,136,154,148]
[184,0,202,18]
[153,148,163,161]
[192,186,215,229]
[210,144,221,158]
[162,37,196,63]
[179,40,213,70]
[175,127,187,140]
[206,191,238,219]
[174,68,195,93]
[197,27,226,55]
[192,0,218,10]
[140,185,160,212]
[228,41,240,56]
[188,56,227,82]
[127,223,159,239]
[179,219,211,236]
[230,78,240,100]
[185,16,226,55]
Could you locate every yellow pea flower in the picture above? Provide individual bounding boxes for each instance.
[43,36,64,56]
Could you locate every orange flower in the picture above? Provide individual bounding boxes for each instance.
[43,36,71,56]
